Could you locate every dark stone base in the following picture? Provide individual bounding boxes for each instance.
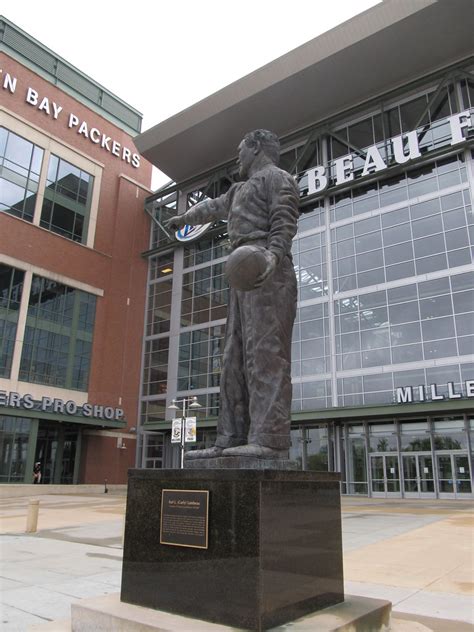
[184,456,298,469]
[121,469,343,632]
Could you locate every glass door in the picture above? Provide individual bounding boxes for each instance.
[35,426,59,484]
[402,453,435,498]
[143,432,164,469]
[454,455,472,495]
[437,453,472,498]
[370,454,401,497]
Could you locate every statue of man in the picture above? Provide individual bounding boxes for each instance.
[167,130,299,459]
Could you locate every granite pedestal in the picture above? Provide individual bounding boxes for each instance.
[121,468,343,631]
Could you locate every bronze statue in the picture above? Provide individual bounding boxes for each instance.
[167,130,299,459]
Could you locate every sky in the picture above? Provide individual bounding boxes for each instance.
[2,0,381,187]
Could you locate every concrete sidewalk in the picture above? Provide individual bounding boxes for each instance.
[0,492,472,631]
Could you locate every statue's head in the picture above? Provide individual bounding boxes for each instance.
[238,129,280,178]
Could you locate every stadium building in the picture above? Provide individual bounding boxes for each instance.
[134,0,474,499]
[0,17,152,484]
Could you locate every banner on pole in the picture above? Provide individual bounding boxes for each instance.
[171,419,182,443]
[185,417,197,443]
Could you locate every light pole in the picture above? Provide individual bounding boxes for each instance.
[168,396,202,468]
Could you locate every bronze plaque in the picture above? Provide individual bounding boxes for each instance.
[160,489,209,549]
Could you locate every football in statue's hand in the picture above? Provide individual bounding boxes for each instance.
[224,245,268,291]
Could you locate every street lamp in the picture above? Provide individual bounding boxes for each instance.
[168,396,202,468]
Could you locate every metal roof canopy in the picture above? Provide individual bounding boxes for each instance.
[135,0,474,184]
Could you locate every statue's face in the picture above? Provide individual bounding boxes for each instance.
[237,140,255,179]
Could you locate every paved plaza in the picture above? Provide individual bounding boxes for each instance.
[0,489,472,631]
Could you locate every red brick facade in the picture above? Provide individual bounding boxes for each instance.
[1,53,152,483]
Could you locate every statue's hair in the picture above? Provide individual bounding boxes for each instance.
[243,129,280,165]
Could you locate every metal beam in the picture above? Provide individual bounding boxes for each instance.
[144,206,173,240]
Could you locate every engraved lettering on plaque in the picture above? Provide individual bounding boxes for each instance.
[160,489,209,549]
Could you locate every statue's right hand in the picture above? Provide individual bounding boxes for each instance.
[165,215,187,231]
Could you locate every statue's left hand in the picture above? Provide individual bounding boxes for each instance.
[254,250,278,287]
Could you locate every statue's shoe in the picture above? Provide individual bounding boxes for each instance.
[222,444,288,459]
[184,446,223,460]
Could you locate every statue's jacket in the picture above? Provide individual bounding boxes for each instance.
[183,164,299,261]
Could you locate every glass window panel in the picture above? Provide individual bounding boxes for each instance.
[379,184,408,207]
[358,291,387,310]
[384,242,414,265]
[445,228,470,251]
[441,191,464,212]
[339,351,361,370]
[337,256,356,276]
[451,273,474,292]
[385,107,401,137]
[426,365,461,384]
[424,338,458,359]
[400,95,428,131]
[419,295,453,320]
[340,332,360,353]
[299,303,325,321]
[392,343,423,363]
[330,135,348,159]
[342,376,363,394]
[447,249,471,267]
[418,277,450,298]
[408,175,438,198]
[300,319,326,339]
[355,232,382,254]
[301,358,326,374]
[359,306,388,329]
[389,300,419,324]
[334,239,355,259]
[354,216,380,236]
[391,322,422,345]
[361,328,390,350]
[411,198,441,220]
[335,275,357,293]
[386,259,415,281]
[353,193,379,215]
[443,208,467,231]
[5,132,34,169]
[421,316,455,340]
[381,207,410,228]
[364,374,393,392]
[415,253,448,275]
[457,335,474,355]
[383,223,412,246]
[0,179,27,210]
[301,337,326,359]
[412,215,443,239]
[362,348,390,367]
[438,170,462,189]
[388,284,418,304]
[348,118,374,148]
[455,313,474,336]
[452,290,474,314]
[357,268,385,287]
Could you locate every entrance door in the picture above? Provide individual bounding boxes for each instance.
[437,453,472,498]
[370,454,401,497]
[402,454,435,498]
[35,422,79,484]
[35,427,59,484]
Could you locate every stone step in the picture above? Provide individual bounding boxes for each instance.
[39,593,394,631]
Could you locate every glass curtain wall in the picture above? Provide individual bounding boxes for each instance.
[140,70,474,488]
